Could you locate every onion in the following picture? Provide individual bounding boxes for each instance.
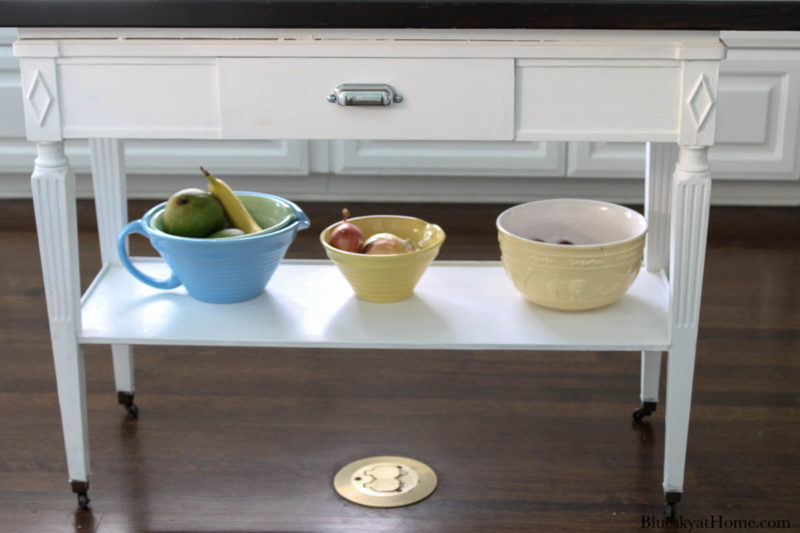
[328,208,365,252]
[362,232,416,255]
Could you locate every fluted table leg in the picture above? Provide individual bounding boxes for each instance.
[663,145,712,517]
[31,141,91,508]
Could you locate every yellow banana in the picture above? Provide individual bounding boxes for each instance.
[201,167,262,234]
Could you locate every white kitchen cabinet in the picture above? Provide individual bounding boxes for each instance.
[1,29,799,204]
[566,142,647,179]
[567,32,800,188]
[0,28,30,173]
[711,34,800,181]
[325,140,565,176]
[306,140,567,203]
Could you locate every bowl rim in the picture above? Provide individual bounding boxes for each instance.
[496,198,647,248]
[320,214,445,258]
[143,191,299,243]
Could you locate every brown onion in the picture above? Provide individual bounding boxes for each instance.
[328,208,365,252]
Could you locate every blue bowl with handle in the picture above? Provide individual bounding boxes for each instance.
[118,192,310,303]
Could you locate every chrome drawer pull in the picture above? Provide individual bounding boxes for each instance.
[327,84,403,106]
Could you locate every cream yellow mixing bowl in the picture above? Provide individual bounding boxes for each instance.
[497,199,647,311]
[320,215,445,303]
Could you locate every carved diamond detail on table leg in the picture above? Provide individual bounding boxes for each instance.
[26,70,54,126]
[686,74,714,130]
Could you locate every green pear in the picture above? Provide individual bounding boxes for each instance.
[162,188,226,238]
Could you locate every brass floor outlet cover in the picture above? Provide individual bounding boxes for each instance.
[333,456,438,508]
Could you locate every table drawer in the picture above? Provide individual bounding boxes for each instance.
[219,58,514,140]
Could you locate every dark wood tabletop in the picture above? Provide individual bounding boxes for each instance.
[2,0,799,31]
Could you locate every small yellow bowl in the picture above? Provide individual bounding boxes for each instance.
[497,199,647,311]
[320,215,446,303]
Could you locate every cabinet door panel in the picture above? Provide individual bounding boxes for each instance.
[567,142,645,178]
[709,48,800,180]
[329,140,565,176]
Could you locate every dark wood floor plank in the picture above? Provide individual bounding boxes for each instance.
[0,199,798,532]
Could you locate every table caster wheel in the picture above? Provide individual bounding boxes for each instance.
[633,401,657,422]
[664,491,681,519]
[124,402,139,419]
[71,480,90,510]
[77,492,90,510]
[118,391,138,419]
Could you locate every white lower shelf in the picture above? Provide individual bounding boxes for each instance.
[80,259,670,351]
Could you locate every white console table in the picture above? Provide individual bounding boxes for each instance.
[15,27,724,514]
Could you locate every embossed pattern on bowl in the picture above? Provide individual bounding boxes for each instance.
[496,199,647,311]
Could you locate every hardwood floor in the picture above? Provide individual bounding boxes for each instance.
[0,199,797,533]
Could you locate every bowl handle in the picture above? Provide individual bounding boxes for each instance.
[284,199,311,231]
[117,220,182,290]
